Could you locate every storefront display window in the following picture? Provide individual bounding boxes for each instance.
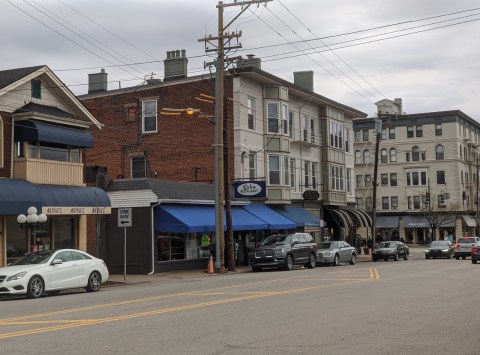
[54,218,75,249]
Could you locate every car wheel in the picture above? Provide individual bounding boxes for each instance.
[86,271,102,292]
[394,253,399,261]
[472,259,478,264]
[27,276,44,299]
[349,253,356,265]
[285,254,294,271]
[252,266,262,272]
[306,253,316,269]
[332,254,340,266]
[462,256,466,260]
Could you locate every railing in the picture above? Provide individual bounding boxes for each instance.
[13,158,84,186]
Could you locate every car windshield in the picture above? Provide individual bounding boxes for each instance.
[318,242,334,249]
[378,242,397,248]
[261,235,292,246]
[430,241,449,247]
[9,251,54,265]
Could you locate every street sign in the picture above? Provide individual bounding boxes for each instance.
[118,208,132,228]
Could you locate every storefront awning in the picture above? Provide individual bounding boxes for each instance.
[243,205,296,230]
[375,216,399,228]
[402,215,429,228]
[346,209,372,227]
[271,206,320,228]
[462,215,477,227]
[438,216,456,228]
[0,179,111,215]
[330,209,349,228]
[0,179,42,214]
[155,204,269,233]
[15,120,93,148]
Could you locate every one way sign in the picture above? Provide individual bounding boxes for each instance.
[118,208,132,228]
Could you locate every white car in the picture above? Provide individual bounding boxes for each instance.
[0,249,109,299]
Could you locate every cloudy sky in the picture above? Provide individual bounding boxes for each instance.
[2,0,480,118]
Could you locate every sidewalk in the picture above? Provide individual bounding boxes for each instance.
[106,251,374,286]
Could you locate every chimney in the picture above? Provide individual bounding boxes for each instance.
[164,49,188,81]
[293,71,314,92]
[236,54,261,69]
[88,69,108,94]
[393,98,403,114]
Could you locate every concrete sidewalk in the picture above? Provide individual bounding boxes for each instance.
[105,251,374,286]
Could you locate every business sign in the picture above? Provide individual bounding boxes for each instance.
[42,206,112,215]
[234,181,266,198]
[303,190,320,200]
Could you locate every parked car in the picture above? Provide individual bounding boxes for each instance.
[0,249,109,299]
[471,242,480,264]
[372,241,409,261]
[316,241,356,266]
[249,233,317,272]
[425,240,454,259]
[453,237,479,260]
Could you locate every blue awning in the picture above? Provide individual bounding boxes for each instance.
[271,206,320,228]
[0,179,110,215]
[0,179,42,214]
[15,120,93,148]
[243,205,296,230]
[155,204,269,233]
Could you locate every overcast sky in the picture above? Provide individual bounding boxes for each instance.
[2,0,480,118]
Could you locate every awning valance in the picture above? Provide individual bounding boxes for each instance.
[462,215,477,227]
[243,205,296,230]
[402,215,429,228]
[375,216,399,228]
[330,209,349,228]
[15,120,93,148]
[346,209,372,227]
[154,204,269,233]
[271,206,320,228]
[0,179,42,214]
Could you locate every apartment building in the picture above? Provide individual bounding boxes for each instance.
[353,98,479,244]
[79,51,370,273]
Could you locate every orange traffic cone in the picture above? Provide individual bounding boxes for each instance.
[206,255,215,274]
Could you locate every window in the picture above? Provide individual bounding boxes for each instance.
[437,171,445,184]
[406,170,427,186]
[290,158,296,188]
[310,117,316,144]
[363,130,369,141]
[283,156,290,186]
[356,198,364,210]
[366,197,372,210]
[355,150,362,164]
[406,152,410,162]
[288,110,294,138]
[331,165,344,191]
[31,79,41,99]
[407,126,414,138]
[435,123,442,136]
[365,174,372,188]
[363,150,370,163]
[390,173,397,186]
[329,121,343,149]
[389,127,396,139]
[304,161,310,188]
[381,149,388,163]
[382,197,389,209]
[23,142,80,163]
[268,155,280,184]
[381,174,388,186]
[312,163,318,189]
[354,130,361,142]
[247,97,255,130]
[356,175,362,188]
[158,236,185,261]
[436,145,444,160]
[142,100,157,133]
[282,104,289,136]
[412,146,420,161]
[248,151,256,179]
[347,168,352,193]
[345,129,350,152]
[131,156,146,178]
[390,148,397,162]
[267,102,279,133]
[391,196,398,209]
[381,128,387,140]
[413,196,421,209]
[416,125,423,137]
[438,194,445,206]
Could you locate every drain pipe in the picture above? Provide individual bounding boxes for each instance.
[148,200,161,275]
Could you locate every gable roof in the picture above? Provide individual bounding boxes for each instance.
[0,66,45,90]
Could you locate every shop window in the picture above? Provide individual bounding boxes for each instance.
[158,236,185,261]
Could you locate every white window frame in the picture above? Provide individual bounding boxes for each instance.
[304,161,310,188]
[331,164,344,191]
[290,158,296,189]
[248,151,256,179]
[267,102,279,134]
[142,100,157,134]
[312,163,317,189]
[268,154,281,185]
[247,97,255,130]
[283,156,290,186]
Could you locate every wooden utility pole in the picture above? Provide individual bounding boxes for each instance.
[371,116,382,249]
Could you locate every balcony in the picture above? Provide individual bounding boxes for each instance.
[13,157,84,186]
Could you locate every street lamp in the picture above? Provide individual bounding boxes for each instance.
[17,207,47,252]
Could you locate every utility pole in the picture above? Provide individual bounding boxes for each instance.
[371,116,382,249]
[199,0,271,273]
[426,178,433,243]
[477,155,479,238]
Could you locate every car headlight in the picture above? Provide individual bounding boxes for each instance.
[425,249,430,253]
[441,249,449,252]
[7,271,27,282]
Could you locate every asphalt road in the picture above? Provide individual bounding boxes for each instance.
[1,247,479,354]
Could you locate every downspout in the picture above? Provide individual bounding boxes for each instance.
[10,116,15,178]
[148,200,161,275]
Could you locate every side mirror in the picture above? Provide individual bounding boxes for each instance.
[52,259,63,265]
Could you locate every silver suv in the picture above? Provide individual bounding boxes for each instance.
[453,237,479,259]
[249,233,317,272]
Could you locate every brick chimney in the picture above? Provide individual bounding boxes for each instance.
[88,69,108,94]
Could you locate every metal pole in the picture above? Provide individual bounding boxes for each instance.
[428,178,433,243]
[477,155,479,238]
[214,1,225,273]
[372,117,382,249]
[124,227,127,281]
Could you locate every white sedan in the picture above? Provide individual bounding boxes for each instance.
[0,249,109,299]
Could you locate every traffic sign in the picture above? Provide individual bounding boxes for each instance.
[118,208,132,228]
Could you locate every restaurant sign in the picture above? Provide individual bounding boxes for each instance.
[234,181,266,198]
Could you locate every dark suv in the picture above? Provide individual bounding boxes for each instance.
[249,233,317,272]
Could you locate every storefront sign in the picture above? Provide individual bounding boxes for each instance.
[234,181,266,198]
[201,234,210,246]
[42,206,112,215]
[303,190,320,200]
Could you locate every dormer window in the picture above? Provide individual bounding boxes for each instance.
[31,79,41,99]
